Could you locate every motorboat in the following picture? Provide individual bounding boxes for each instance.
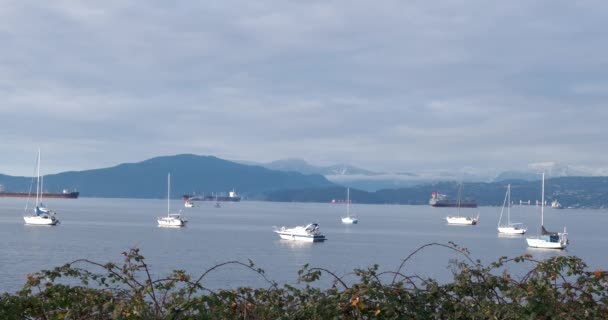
[446,215,479,225]
[273,223,326,242]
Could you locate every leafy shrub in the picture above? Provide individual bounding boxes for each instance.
[1,242,607,319]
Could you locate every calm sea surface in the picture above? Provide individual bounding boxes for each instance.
[1,197,607,293]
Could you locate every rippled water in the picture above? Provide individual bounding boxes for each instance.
[1,197,606,293]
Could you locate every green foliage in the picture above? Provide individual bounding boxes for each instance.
[1,243,607,319]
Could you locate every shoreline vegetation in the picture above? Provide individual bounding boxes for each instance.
[1,242,607,319]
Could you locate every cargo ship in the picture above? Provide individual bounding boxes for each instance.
[182,190,241,202]
[0,189,79,199]
[429,191,477,208]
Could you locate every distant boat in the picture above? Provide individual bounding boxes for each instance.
[182,190,241,202]
[551,200,563,209]
[184,200,195,208]
[497,184,526,234]
[446,184,479,225]
[341,188,358,224]
[273,223,326,242]
[430,191,477,208]
[526,173,568,249]
[158,173,187,227]
[23,149,59,226]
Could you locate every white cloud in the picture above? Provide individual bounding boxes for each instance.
[1,1,608,176]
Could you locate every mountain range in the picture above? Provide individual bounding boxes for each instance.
[255,159,608,191]
[0,154,335,199]
[1,154,608,208]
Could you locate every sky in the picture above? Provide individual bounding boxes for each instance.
[1,1,608,177]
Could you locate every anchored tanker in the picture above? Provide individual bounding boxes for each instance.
[182,190,241,202]
[429,191,477,208]
[0,188,79,199]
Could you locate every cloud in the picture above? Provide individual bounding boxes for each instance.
[1,1,607,176]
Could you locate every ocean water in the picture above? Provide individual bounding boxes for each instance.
[0,197,606,293]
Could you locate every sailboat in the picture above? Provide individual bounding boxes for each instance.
[526,173,568,249]
[497,184,526,234]
[341,188,358,224]
[157,173,187,227]
[446,184,479,225]
[24,149,59,226]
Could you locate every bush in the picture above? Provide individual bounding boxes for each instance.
[1,242,607,319]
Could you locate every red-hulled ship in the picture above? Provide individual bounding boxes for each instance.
[0,189,79,199]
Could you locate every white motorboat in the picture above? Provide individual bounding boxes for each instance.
[551,200,563,209]
[24,149,60,226]
[273,223,326,242]
[158,213,187,227]
[446,215,479,225]
[497,184,526,234]
[157,173,187,227]
[526,173,568,249]
[341,188,358,224]
[446,183,479,225]
[184,200,195,208]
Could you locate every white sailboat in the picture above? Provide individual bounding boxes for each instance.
[24,149,59,226]
[157,173,187,227]
[341,188,358,224]
[446,184,479,225]
[497,184,526,234]
[526,173,568,249]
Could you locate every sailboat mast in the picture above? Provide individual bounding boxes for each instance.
[167,173,171,215]
[36,149,41,206]
[541,172,545,226]
[347,188,350,217]
[507,184,511,225]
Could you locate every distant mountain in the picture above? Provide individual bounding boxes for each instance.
[265,176,608,208]
[0,154,336,199]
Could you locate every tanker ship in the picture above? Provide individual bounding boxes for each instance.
[0,188,79,199]
[182,190,241,202]
[429,191,477,208]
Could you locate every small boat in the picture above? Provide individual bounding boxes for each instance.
[273,223,326,242]
[446,184,479,225]
[497,184,526,234]
[526,173,568,249]
[24,149,59,226]
[551,200,563,209]
[341,188,358,224]
[184,200,195,208]
[446,215,479,225]
[158,173,187,227]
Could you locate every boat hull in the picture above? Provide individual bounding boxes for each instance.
[341,217,358,224]
[157,217,187,227]
[498,226,526,234]
[446,216,478,225]
[24,215,59,225]
[275,232,325,242]
[1,192,79,199]
[182,195,241,202]
[526,236,567,249]
[431,201,477,208]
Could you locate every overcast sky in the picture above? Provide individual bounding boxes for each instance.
[1,1,607,176]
